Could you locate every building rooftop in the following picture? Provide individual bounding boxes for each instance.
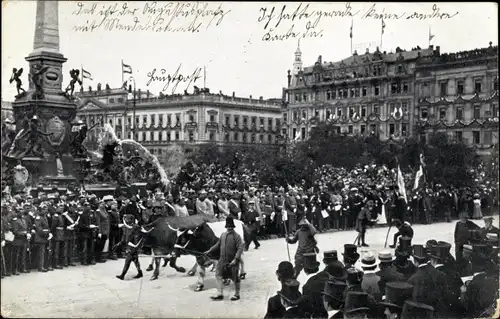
[302,46,435,74]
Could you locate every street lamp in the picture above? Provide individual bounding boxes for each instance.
[126,76,137,139]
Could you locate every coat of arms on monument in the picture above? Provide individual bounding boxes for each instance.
[46,116,66,146]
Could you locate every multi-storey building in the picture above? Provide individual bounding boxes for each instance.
[1,101,13,122]
[75,86,283,160]
[414,42,498,156]
[282,42,435,141]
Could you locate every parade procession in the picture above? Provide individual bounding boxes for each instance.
[1,1,499,318]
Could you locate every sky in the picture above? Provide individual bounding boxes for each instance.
[2,1,498,102]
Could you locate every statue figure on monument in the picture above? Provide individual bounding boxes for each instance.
[29,63,50,100]
[1,119,17,156]
[69,120,99,158]
[7,115,54,159]
[12,164,30,195]
[9,68,26,98]
[65,69,82,96]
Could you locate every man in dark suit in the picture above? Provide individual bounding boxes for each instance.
[376,250,405,293]
[277,279,308,319]
[408,244,453,318]
[302,251,347,319]
[264,261,295,319]
[388,219,414,249]
[428,242,464,316]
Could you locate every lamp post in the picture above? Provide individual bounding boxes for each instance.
[127,76,137,139]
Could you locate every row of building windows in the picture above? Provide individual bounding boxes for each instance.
[420,103,498,120]
[284,102,410,122]
[422,77,498,97]
[286,123,409,138]
[292,82,411,103]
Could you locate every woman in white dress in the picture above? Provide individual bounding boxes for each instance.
[472,193,483,219]
[378,191,388,225]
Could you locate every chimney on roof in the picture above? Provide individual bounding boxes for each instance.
[435,46,440,55]
[429,45,434,50]
[318,55,322,64]
[366,48,370,54]
[489,41,493,47]
[353,50,358,56]
[147,90,150,98]
[259,96,263,101]
[287,70,291,87]
[138,89,141,100]
[232,91,235,97]
[250,95,252,99]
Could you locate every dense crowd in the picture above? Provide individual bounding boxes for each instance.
[263,217,499,318]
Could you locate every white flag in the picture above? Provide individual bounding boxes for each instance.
[397,164,408,203]
[414,165,424,190]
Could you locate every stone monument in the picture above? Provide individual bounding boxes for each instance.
[8,0,86,189]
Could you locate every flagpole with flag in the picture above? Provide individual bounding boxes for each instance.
[381,19,386,51]
[121,59,124,87]
[81,66,93,84]
[350,19,353,54]
[396,158,407,203]
[428,26,435,47]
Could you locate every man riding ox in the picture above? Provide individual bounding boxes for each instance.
[174,216,250,292]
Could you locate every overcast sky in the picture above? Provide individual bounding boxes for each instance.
[2,1,498,102]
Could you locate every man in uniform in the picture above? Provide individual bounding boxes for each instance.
[95,195,112,263]
[62,202,79,266]
[355,200,376,247]
[116,215,147,280]
[285,189,298,234]
[243,199,260,250]
[33,206,52,272]
[77,202,98,265]
[50,203,66,269]
[10,206,30,275]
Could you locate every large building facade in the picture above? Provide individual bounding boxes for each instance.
[414,43,498,156]
[282,43,435,141]
[75,87,283,158]
[282,42,499,155]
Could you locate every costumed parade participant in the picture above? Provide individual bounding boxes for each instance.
[204,216,245,301]
[285,217,319,277]
[388,219,414,249]
[355,200,377,247]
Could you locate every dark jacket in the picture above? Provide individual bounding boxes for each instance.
[302,271,330,319]
[50,213,65,242]
[33,215,50,244]
[408,263,452,318]
[264,294,285,319]
[376,265,406,293]
[462,272,499,318]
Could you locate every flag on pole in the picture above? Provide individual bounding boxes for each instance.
[294,131,302,141]
[350,20,353,38]
[414,165,424,190]
[397,163,407,203]
[81,68,93,81]
[381,19,386,34]
[429,27,435,42]
[122,61,133,74]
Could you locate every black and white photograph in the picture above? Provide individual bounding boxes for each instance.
[1,1,499,318]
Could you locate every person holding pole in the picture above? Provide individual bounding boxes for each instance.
[286,217,318,277]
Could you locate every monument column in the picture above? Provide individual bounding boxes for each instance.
[9,0,81,186]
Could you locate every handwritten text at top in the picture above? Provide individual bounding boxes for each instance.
[71,1,231,33]
[257,3,459,42]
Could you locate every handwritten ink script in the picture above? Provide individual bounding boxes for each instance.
[257,3,459,42]
[146,65,202,94]
[72,1,231,33]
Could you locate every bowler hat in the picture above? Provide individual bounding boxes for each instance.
[378,250,396,263]
[346,267,363,285]
[303,252,320,270]
[401,300,434,319]
[277,279,302,305]
[323,250,338,262]
[343,244,360,262]
[321,279,347,305]
[379,281,414,310]
[412,245,429,261]
[225,216,236,228]
[276,261,295,280]
[325,261,348,280]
